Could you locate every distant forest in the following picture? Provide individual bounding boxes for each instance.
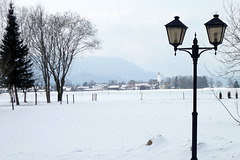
[161,76,240,89]
[162,76,218,89]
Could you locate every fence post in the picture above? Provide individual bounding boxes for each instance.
[73,95,75,103]
[92,93,97,101]
[140,92,143,100]
[35,91,37,105]
[66,94,68,104]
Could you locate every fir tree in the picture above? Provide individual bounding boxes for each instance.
[0,3,34,105]
[234,80,239,88]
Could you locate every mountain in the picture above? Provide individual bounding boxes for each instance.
[67,56,157,84]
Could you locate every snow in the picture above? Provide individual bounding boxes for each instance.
[0,89,240,160]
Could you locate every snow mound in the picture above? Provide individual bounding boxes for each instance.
[146,135,168,146]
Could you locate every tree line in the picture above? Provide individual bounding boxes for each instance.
[163,76,216,89]
[78,76,213,89]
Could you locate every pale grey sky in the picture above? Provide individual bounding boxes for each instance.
[14,0,227,77]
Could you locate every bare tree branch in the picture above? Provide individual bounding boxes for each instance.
[210,88,240,124]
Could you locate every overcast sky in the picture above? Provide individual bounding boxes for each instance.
[14,0,227,77]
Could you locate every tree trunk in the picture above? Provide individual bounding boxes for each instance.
[11,97,14,110]
[34,87,37,105]
[46,87,50,103]
[56,80,63,102]
[8,89,12,102]
[14,86,20,105]
[57,90,63,102]
[9,89,14,110]
[44,74,51,103]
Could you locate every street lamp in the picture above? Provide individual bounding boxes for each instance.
[165,14,227,160]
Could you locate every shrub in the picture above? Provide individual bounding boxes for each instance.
[228,91,231,99]
[219,92,222,99]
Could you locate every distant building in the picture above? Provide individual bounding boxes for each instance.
[94,84,108,90]
[121,84,128,90]
[108,85,120,90]
[77,86,89,91]
[62,86,73,91]
[135,83,151,90]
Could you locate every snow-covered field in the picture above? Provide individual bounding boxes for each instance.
[0,89,240,160]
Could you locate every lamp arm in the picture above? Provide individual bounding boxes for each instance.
[175,46,216,57]
[199,47,215,55]
[176,47,192,56]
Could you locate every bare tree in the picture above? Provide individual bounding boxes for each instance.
[19,6,52,103]
[47,12,100,101]
[218,1,240,77]
[18,6,100,102]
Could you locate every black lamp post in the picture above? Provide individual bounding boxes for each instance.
[165,15,227,160]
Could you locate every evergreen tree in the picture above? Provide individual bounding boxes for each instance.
[0,3,34,105]
[174,76,179,89]
[233,80,239,88]
[197,76,208,88]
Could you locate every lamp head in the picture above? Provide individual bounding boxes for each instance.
[204,14,227,49]
[165,16,188,51]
